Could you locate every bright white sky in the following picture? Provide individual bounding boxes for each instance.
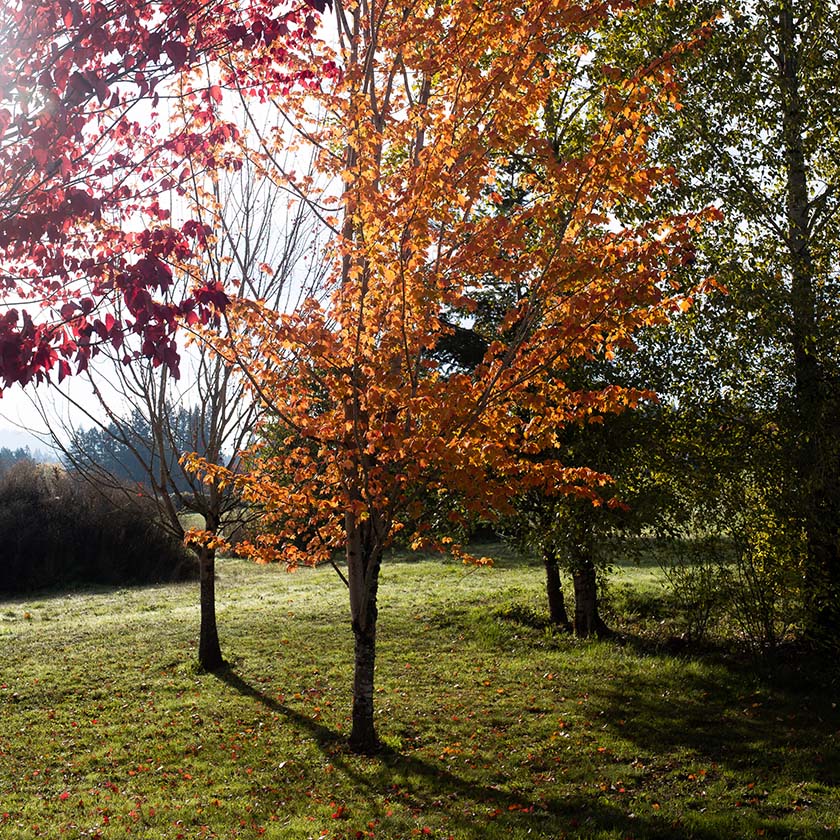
[0,376,96,453]
[0,386,58,452]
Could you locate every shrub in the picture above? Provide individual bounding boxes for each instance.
[725,488,804,651]
[661,538,733,645]
[0,461,197,593]
[659,486,804,650]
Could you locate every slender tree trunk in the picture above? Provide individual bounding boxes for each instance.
[572,558,610,639]
[198,545,224,671]
[777,3,840,644]
[543,552,571,630]
[346,512,383,754]
[350,594,379,753]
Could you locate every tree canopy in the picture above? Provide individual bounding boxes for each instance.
[181,0,716,751]
[0,0,324,388]
[601,0,840,642]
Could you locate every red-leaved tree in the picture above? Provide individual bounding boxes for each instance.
[0,0,327,389]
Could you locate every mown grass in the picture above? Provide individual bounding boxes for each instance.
[0,546,838,839]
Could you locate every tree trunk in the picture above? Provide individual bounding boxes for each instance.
[346,511,383,754]
[777,3,840,645]
[350,597,378,753]
[572,558,610,639]
[543,552,571,630]
[198,545,224,671]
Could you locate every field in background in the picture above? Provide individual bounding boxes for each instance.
[0,548,837,839]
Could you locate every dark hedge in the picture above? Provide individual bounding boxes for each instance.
[0,461,197,593]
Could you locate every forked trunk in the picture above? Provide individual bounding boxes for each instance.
[198,545,224,671]
[346,511,383,754]
[572,559,610,639]
[543,552,571,631]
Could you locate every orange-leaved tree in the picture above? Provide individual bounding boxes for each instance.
[188,0,717,753]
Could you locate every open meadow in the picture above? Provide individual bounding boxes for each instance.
[0,549,838,840]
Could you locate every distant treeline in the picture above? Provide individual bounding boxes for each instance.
[0,445,55,475]
[64,405,219,494]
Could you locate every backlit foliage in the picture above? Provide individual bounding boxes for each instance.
[187,0,717,565]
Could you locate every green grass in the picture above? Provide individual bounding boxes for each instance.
[0,548,837,839]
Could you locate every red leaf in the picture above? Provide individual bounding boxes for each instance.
[57,360,71,384]
[164,40,188,68]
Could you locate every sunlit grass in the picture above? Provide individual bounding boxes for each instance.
[0,549,837,839]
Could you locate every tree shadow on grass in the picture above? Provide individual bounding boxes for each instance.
[214,665,343,748]
[593,638,840,789]
[213,666,810,839]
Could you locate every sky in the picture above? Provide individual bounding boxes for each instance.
[0,375,105,456]
[0,385,55,452]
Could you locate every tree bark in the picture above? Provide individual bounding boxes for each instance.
[572,558,610,639]
[543,552,571,630]
[350,597,379,753]
[346,511,383,754]
[777,2,840,644]
[198,545,224,671]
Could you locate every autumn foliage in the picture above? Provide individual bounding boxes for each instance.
[0,0,325,388]
[177,0,718,750]
[197,5,707,554]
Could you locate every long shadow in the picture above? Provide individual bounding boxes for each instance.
[213,667,810,839]
[215,668,554,825]
[590,639,840,789]
[214,666,342,748]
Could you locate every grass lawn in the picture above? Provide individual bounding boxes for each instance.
[0,546,837,839]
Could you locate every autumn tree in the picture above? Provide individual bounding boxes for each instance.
[0,0,325,389]
[189,0,713,753]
